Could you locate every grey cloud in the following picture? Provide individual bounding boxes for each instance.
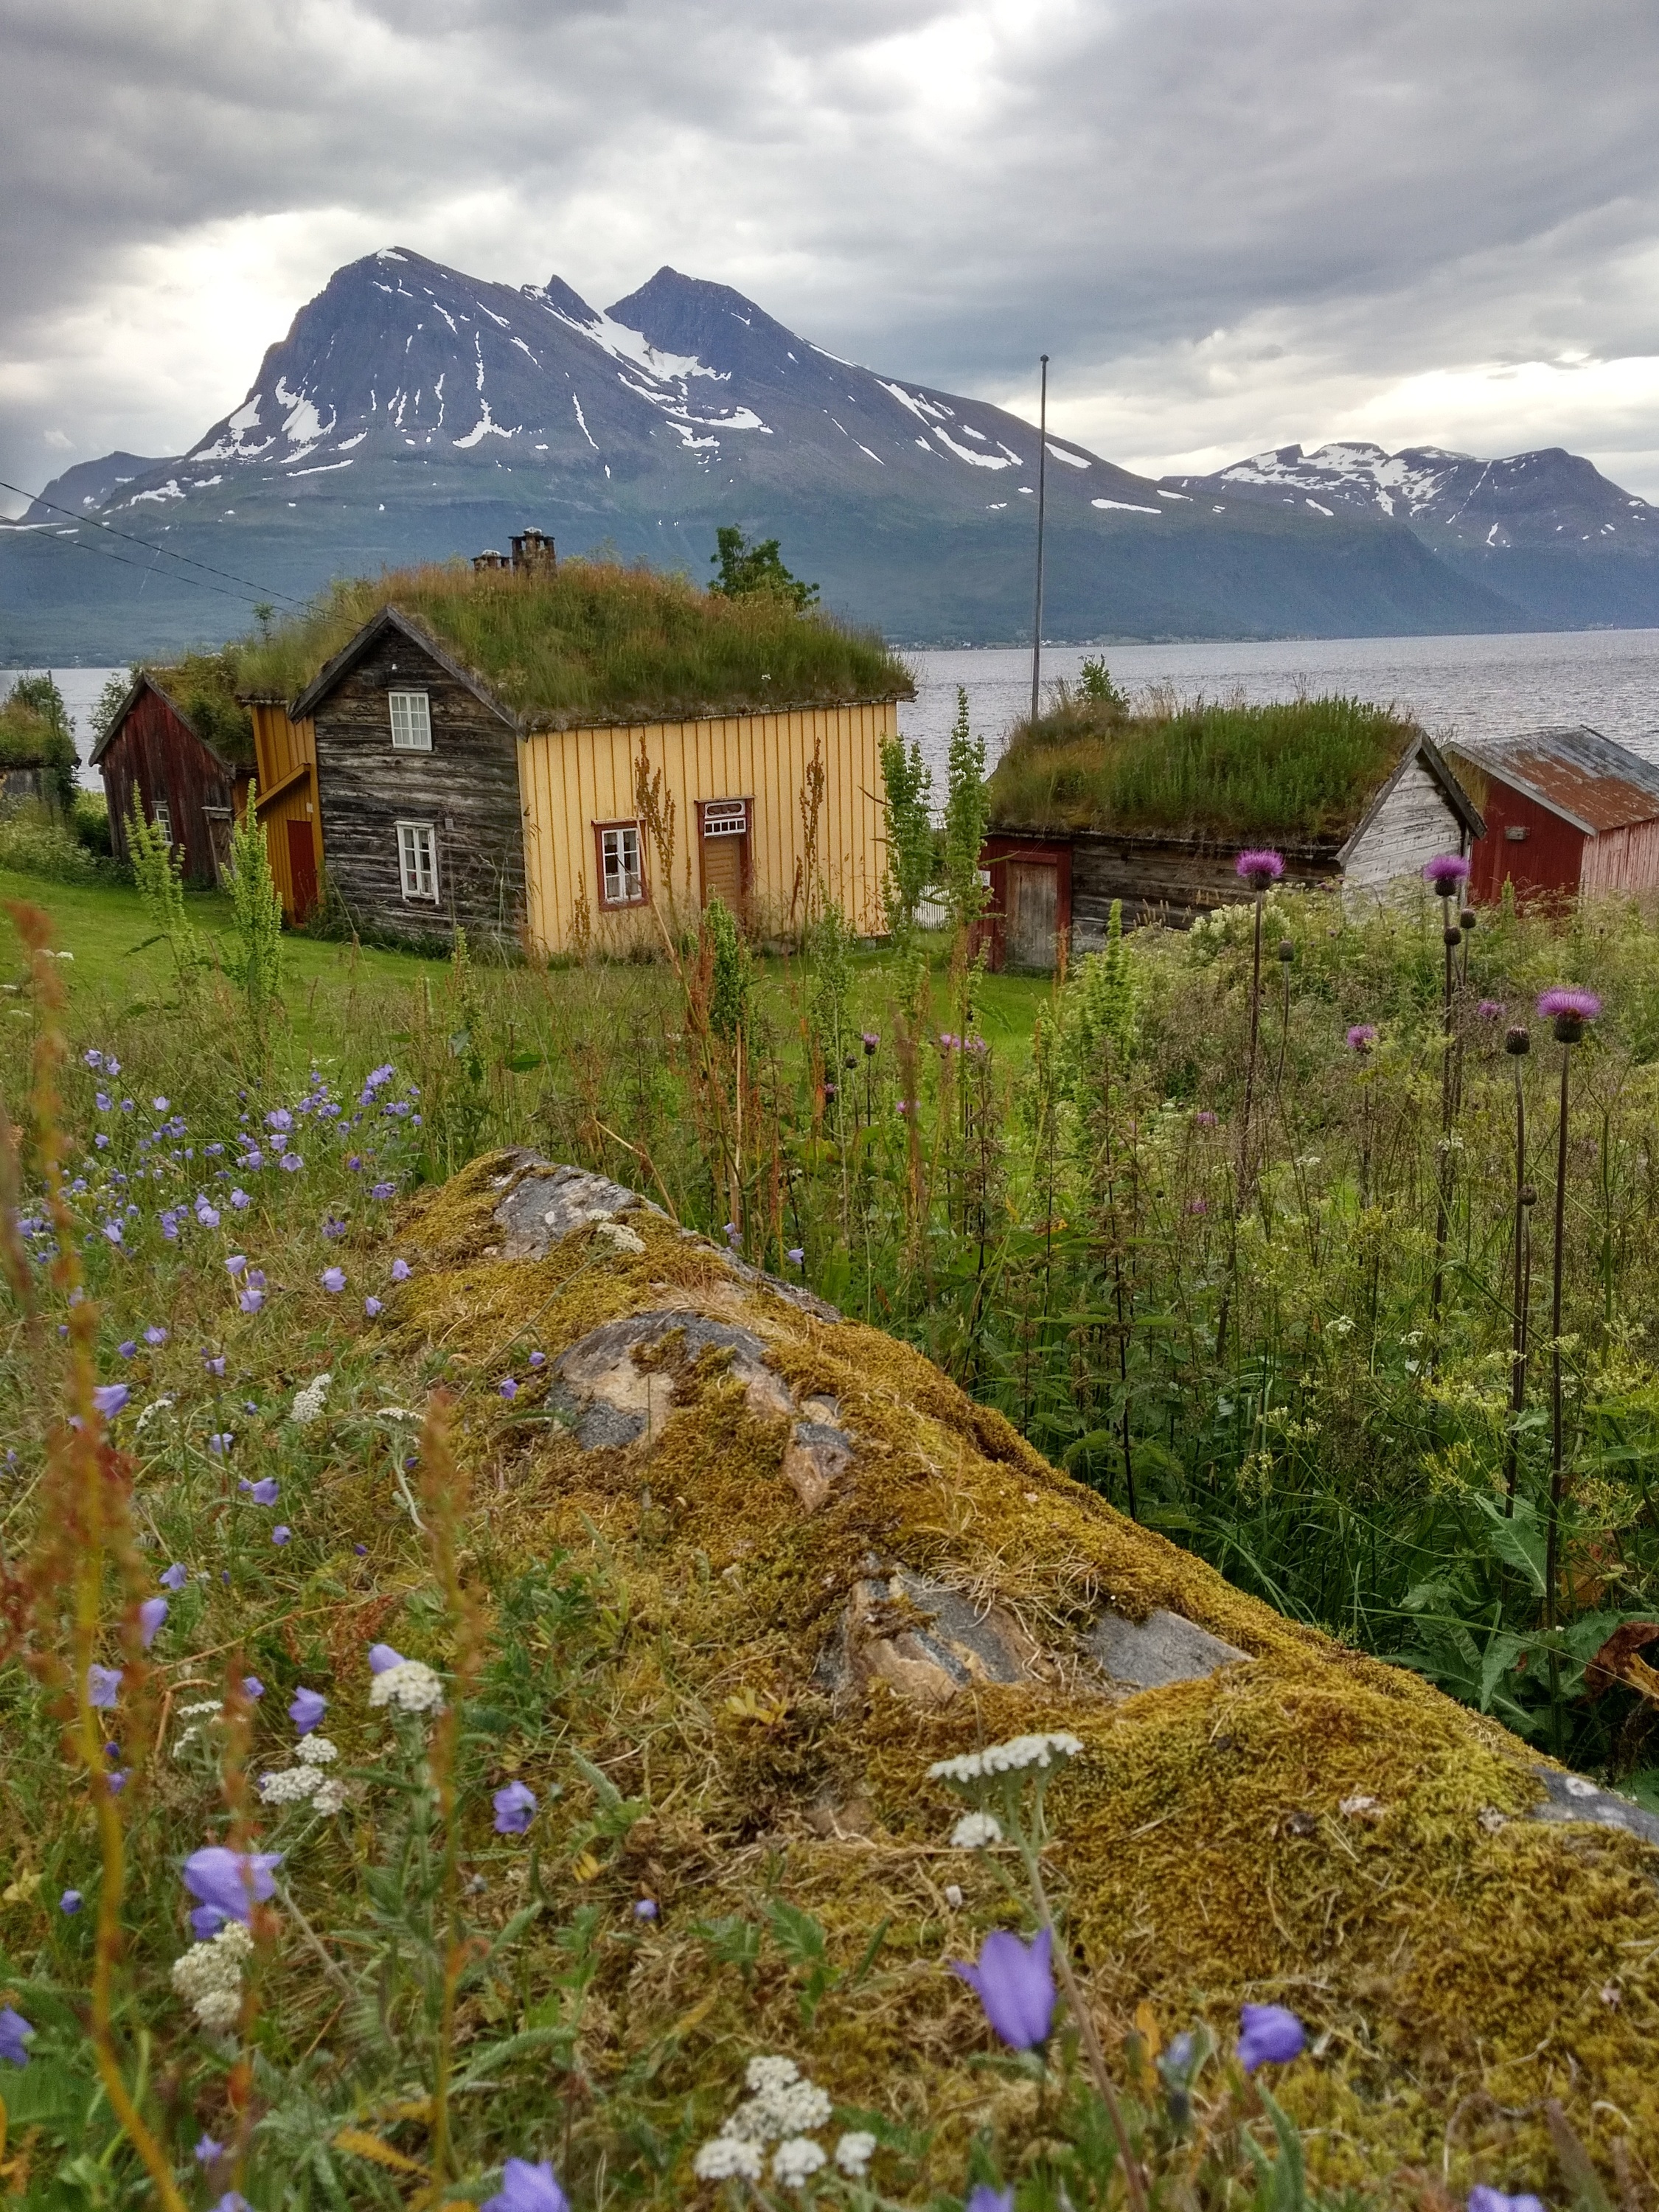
[4,0,1659,504]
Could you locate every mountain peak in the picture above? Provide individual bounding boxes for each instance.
[605,268,804,380]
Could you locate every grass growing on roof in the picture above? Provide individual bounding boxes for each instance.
[234,558,914,725]
[987,692,1420,842]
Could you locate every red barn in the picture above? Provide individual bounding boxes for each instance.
[91,668,254,886]
[1447,728,1659,906]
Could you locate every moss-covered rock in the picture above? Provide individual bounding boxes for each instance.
[398,1148,1659,2194]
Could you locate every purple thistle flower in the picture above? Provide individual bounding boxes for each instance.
[0,2006,33,2067]
[87,1665,122,1709]
[160,1562,188,1591]
[1194,1109,1218,1128]
[1422,852,1470,892]
[953,1925,1057,2048]
[482,2158,568,2212]
[1237,2002,1306,2071]
[1346,1024,1377,1054]
[493,1780,538,1834]
[1235,848,1284,888]
[1537,985,1601,1044]
[182,1846,282,1926]
[93,1382,129,1418]
[139,1597,168,1648]
[369,1642,406,1674]
[1477,999,1506,1021]
[289,1686,327,1735]
[862,1031,880,1052]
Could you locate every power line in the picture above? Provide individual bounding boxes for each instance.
[0,476,305,605]
[7,514,274,606]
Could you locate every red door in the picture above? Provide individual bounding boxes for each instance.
[286,819,319,922]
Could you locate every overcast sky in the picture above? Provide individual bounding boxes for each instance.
[5,0,1659,515]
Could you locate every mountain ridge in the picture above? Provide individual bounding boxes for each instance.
[4,252,1645,660]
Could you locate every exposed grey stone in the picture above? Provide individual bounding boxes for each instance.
[490,1155,664,1262]
[782,1420,855,1511]
[550,1307,793,1452]
[822,1567,1037,1709]
[1088,1605,1251,1691]
[1526,1765,1659,1846]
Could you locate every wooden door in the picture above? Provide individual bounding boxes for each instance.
[701,827,748,914]
[1005,862,1058,969]
[287,818,319,922]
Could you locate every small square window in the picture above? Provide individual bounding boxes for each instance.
[151,798,173,844]
[389,691,432,751]
[597,822,645,907]
[397,820,439,902]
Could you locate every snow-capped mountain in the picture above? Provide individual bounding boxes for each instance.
[0,254,1582,658]
[1161,442,1659,629]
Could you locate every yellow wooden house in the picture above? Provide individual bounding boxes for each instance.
[256,563,911,956]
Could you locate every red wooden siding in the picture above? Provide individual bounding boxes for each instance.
[100,685,246,887]
[1464,774,1586,905]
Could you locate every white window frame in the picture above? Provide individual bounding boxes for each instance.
[701,798,748,838]
[397,819,439,903]
[151,797,173,844]
[597,821,646,908]
[389,690,433,751]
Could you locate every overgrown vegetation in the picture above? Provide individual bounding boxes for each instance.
[234,557,910,725]
[987,692,1421,843]
[1,677,79,810]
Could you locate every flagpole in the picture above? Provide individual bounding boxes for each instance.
[1029,353,1049,729]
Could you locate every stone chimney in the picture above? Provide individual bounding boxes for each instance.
[472,549,510,573]
[510,528,556,574]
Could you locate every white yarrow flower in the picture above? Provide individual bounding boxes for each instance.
[291,1372,331,1425]
[296,1734,338,1765]
[369,1659,445,1714]
[694,2137,765,2183]
[258,1765,321,1806]
[928,1731,1084,1784]
[834,2132,877,2178]
[951,1811,1003,1849]
[745,2055,801,2094]
[310,1777,348,1814]
[171,1921,254,2032]
[773,2138,827,2188]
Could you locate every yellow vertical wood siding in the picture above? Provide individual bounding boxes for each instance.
[517,700,896,959]
[249,703,322,923]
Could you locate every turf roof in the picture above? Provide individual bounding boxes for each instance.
[987,693,1430,845]
[236,559,913,728]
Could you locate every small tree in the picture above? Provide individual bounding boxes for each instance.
[709,526,818,611]
[940,686,990,939]
[4,675,80,809]
[879,731,935,944]
[223,787,285,1068]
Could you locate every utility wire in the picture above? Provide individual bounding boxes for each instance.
[7,514,271,606]
[0,476,305,605]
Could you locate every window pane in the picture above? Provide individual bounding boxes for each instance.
[389,692,431,750]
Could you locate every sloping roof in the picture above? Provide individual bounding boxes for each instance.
[89,669,256,771]
[290,607,515,725]
[1448,726,1659,837]
[1338,732,1486,860]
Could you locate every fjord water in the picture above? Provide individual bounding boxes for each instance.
[902,625,1659,789]
[21,625,1659,793]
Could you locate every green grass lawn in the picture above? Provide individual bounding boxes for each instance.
[1,868,1054,1075]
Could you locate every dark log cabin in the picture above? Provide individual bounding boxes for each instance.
[91,671,253,886]
[290,609,526,947]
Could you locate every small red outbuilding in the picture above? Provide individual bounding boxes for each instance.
[91,670,253,887]
[1447,727,1659,905]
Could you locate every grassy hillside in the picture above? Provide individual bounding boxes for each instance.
[987,692,1422,843]
[234,559,914,726]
